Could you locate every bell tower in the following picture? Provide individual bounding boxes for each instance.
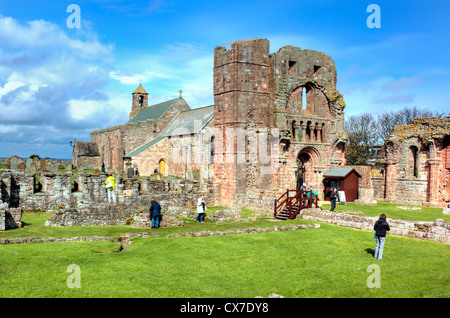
[130,83,148,120]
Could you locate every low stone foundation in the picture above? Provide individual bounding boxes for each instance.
[44,203,182,228]
[298,208,450,244]
[0,223,321,246]
[0,203,22,230]
[132,213,184,228]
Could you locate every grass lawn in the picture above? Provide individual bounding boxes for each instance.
[0,203,449,298]
[320,201,450,222]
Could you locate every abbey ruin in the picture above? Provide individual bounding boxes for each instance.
[1,39,449,242]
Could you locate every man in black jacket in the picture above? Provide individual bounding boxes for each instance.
[330,188,338,211]
[373,214,390,260]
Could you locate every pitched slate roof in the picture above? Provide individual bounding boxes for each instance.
[125,105,214,158]
[324,168,361,178]
[128,98,179,123]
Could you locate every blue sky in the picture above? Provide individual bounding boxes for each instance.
[0,0,449,159]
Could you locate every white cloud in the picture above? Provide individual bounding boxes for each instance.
[111,42,214,108]
[0,16,115,158]
[109,71,146,85]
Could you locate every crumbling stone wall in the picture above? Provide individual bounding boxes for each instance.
[298,208,450,244]
[213,39,347,208]
[0,167,212,230]
[0,202,22,231]
[382,116,450,207]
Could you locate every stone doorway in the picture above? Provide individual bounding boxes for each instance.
[297,147,320,191]
[159,159,166,176]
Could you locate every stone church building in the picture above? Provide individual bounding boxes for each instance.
[70,38,450,210]
[72,38,349,210]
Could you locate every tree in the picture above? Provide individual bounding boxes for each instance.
[29,154,41,160]
[377,106,445,142]
[344,113,378,165]
[344,106,446,165]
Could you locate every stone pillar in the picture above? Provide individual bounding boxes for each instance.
[301,124,306,142]
[427,159,440,204]
[293,122,300,141]
[384,155,396,201]
[317,126,322,143]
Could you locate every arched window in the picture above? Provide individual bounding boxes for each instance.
[302,87,307,110]
[292,121,297,140]
[158,159,166,176]
[409,146,419,177]
[210,136,214,164]
[306,121,312,142]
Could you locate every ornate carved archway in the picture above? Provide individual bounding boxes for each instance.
[297,147,321,189]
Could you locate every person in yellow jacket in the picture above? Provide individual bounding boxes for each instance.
[105,172,117,204]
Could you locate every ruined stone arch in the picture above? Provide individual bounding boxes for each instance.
[278,80,345,117]
[330,139,346,166]
[297,146,321,186]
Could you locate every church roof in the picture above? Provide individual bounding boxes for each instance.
[128,98,179,123]
[133,83,147,94]
[125,105,214,158]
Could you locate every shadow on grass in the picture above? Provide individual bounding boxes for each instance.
[365,248,375,257]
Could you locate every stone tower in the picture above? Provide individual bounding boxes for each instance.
[213,39,272,207]
[129,83,149,120]
[213,38,347,209]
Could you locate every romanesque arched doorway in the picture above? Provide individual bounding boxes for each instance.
[158,159,166,176]
[297,147,320,191]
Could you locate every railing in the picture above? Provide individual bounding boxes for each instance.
[274,189,319,219]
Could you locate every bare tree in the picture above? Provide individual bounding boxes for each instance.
[377,106,445,142]
[345,113,378,165]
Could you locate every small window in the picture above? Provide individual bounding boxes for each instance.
[289,60,297,70]
[314,65,321,75]
[410,146,419,177]
[302,87,307,110]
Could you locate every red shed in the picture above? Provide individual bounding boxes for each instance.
[323,168,361,203]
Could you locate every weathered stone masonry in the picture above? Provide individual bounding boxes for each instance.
[0,168,206,230]
[298,208,450,244]
[213,39,347,210]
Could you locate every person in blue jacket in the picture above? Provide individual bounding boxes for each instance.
[373,214,390,260]
[149,200,162,229]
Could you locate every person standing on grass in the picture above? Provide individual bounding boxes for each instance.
[330,188,338,211]
[374,214,390,260]
[196,195,206,223]
[105,172,116,204]
[150,200,162,229]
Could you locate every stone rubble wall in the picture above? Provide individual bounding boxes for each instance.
[0,202,22,230]
[0,169,209,230]
[45,203,184,228]
[298,208,450,244]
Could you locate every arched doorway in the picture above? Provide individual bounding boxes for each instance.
[158,159,166,176]
[296,147,320,191]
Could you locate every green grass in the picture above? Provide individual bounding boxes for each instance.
[320,201,450,222]
[0,204,449,298]
[1,223,448,298]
